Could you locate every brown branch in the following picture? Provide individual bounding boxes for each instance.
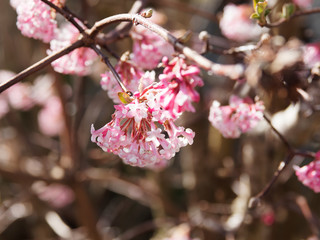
[262,7,320,28]
[90,44,129,93]
[40,0,86,32]
[249,152,295,208]
[263,114,293,152]
[97,0,145,45]
[0,40,84,94]
[89,14,244,79]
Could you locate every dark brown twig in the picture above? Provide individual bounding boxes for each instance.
[263,114,293,152]
[90,44,129,93]
[40,0,86,32]
[262,7,320,28]
[89,14,244,79]
[0,40,84,94]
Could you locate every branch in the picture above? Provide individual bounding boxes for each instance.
[40,0,86,32]
[263,114,293,152]
[89,14,244,79]
[90,45,129,93]
[0,40,84,94]
[249,152,295,208]
[262,7,320,28]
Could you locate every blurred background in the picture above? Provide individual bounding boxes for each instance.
[0,0,320,239]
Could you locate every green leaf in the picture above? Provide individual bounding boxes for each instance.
[250,13,261,19]
[256,1,268,15]
[118,92,133,104]
[253,0,265,9]
[282,3,295,19]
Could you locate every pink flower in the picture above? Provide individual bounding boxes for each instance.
[38,96,64,136]
[220,4,265,42]
[295,151,320,193]
[100,55,154,103]
[0,70,35,111]
[303,43,320,68]
[155,57,204,119]
[91,87,194,168]
[293,0,313,8]
[31,74,56,105]
[209,95,264,138]
[34,183,74,208]
[131,25,174,70]
[48,22,97,76]
[7,83,35,111]
[12,0,63,43]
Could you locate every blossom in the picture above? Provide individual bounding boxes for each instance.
[91,87,194,168]
[303,43,320,68]
[38,96,64,136]
[131,25,174,70]
[48,22,97,76]
[155,56,203,119]
[100,54,154,103]
[293,0,313,8]
[0,70,35,111]
[12,0,63,43]
[219,4,265,42]
[295,151,320,193]
[33,182,74,208]
[209,95,265,138]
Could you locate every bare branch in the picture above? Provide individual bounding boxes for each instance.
[89,14,244,79]
[0,40,84,94]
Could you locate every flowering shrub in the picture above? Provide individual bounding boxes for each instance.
[91,86,194,168]
[2,0,320,239]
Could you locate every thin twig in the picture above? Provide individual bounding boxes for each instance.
[250,153,295,207]
[296,196,320,238]
[263,7,320,28]
[40,0,86,32]
[0,40,84,94]
[90,45,129,93]
[89,14,244,79]
[263,114,293,152]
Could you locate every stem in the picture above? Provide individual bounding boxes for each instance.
[251,153,295,203]
[90,44,129,93]
[89,14,243,79]
[0,40,84,94]
[263,114,293,152]
[40,0,86,32]
[263,7,320,28]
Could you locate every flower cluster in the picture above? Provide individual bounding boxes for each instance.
[91,86,194,168]
[0,71,64,136]
[303,42,320,68]
[295,151,320,193]
[48,22,97,76]
[219,4,265,42]
[155,56,204,119]
[0,70,35,117]
[100,53,154,103]
[11,0,64,43]
[208,95,265,138]
[131,25,174,70]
